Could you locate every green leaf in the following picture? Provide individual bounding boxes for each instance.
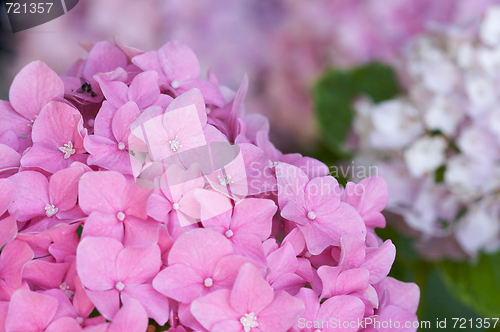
[438,252,500,317]
[313,62,400,159]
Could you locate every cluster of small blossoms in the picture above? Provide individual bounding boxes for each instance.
[0,39,418,331]
[353,5,500,259]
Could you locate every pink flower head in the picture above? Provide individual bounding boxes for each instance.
[153,228,253,304]
[20,101,87,173]
[8,167,84,224]
[202,198,277,265]
[131,88,208,162]
[76,236,168,325]
[84,101,144,175]
[276,163,366,254]
[191,263,305,332]
[78,171,157,246]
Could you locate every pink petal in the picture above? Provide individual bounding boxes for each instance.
[127,71,161,109]
[230,234,267,266]
[45,317,82,332]
[231,198,276,240]
[230,263,274,315]
[131,51,164,83]
[281,228,306,256]
[257,290,305,332]
[266,243,299,284]
[30,101,80,147]
[339,235,366,270]
[377,305,418,332]
[336,268,370,296]
[213,255,255,291]
[168,229,233,273]
[108,298,148,332]
[0,144,21,170]
[157,41,200,83]
[116,245,161,285]
[152,263,204,303]
[23,260,69,290]
[211,320,244,332]
[361,240,396,284]
[83,41,127,80]
[120,283,169,326]
[316,295,365,332]
[85,135,139,175]
[0,214,17,249]
[147,192,172,223]
[121,180,153,219]
[191,289,240,330]
[0,179,13,216]
[86,289,120,321]
[76,237,122,291]
[49,167,84,212]
[0,240,33,292]
[93,101,117,139]
[295,288,320,323]
[81,212,124,243]
[78,171,127,215]
[0,101,31,153]
[111,101,140,144]
[5,290,58,332]
[9,61,64,121]
[122,216,159,247]
[93,76,128,110]
[8,171,49,222]
[165,88,207,127]
[375,277,420,314]
[177,79,224,107]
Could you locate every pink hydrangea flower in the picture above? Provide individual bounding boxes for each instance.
[0,38,418,332]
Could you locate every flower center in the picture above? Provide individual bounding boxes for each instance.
[117,212,126,221]
[218,175,233,186]
[59,282,74,299]
[76,317,84,324]
[240,312,259,332]
[58,141,76,159]
[172,203,179,210]
[117,142,126,150]
[115,281,125,291]
[225,229,234,238]
[45,204,58,217]
[204,278,213,287]
[307,211,317,220]
[304,251,312,258]
[171,80,180,89]
[169,135,182,152]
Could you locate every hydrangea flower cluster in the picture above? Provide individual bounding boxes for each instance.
[0,39,418,331]
[353,6,500,259]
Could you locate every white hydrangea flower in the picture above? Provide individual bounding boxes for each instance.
[352,5,500,258]
[404,136,447,178]
[368,99,423,149]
